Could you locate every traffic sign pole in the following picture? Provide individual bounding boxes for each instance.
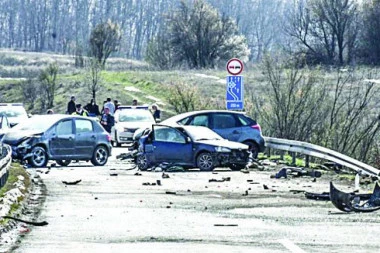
[226,58,244,110]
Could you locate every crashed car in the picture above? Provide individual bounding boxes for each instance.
[134,110,265,158]
[2,114,112,167]
[136,124,250,171]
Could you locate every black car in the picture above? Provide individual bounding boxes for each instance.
[137,125,250,171]
[3,114,112,167]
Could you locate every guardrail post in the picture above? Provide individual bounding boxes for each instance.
[267,148,271,158]
[280,151,284,160]
[292,152,296,165]
[305,155,310,168]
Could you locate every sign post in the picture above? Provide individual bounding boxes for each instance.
[226,58,244,110]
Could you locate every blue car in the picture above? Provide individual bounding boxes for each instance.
[161,110,265,158]
[137,125,249,171]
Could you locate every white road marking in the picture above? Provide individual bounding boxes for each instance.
[279,239,307,253]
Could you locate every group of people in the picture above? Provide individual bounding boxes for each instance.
[63,96,161,133]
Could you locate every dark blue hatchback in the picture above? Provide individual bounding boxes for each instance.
[161,110,265,158]
[137,125,249,171]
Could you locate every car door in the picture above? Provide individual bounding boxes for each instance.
[49,119,75,158]
[210,113,242,142]
[74,119,97,157]
[149,125,193,164]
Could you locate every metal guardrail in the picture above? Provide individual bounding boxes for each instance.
[264,137,380,177]
[0,144,12,188]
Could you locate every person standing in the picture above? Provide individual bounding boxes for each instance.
[84,99,100,117]
[151,104,161,122]
[72,104,89,116]
[67,96,76,114]
[104,98,115,115]
[100,107,114,133]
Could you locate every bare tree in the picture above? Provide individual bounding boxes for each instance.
[85,58,102,101]
[285,0,358,65]
[39,63,58,109]
[89,19,121,67]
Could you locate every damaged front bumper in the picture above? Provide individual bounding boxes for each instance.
[213,150,249,167]
[330,182,380,213]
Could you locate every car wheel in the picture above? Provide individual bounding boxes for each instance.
[244,141,259,159]
[56,160,71,166]
[28,146,48,168]
[229,163,246,171]
[91,145,109,166]
[136,154,148,171]
[197,152,215,171]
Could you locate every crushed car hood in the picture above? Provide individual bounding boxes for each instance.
[3,130,42,145]
[195,139,248,150]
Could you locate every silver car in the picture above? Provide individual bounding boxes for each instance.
[111,108,156,147]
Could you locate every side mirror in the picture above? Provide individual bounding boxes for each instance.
[186,137,191,143]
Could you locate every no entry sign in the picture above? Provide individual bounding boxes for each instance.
[226,58,243,75]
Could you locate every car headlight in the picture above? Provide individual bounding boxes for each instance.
[215,146,231,152]
[18,138,32,148]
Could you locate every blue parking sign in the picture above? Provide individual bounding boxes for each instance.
[226,75,244,110]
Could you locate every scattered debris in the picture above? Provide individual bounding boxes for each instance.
[263,184,269,190]
[214,224,238,227]
[330,182,380,212]
[305,191,330,200]
[109,173,118,176]
[156,180,161,186]
[134,172,142,176]
[271,167,322,179]
[162,173,170,178]
[2,216,48,226]
[209,177,230,183]
[165,191,177,195]
[62,179,82,185]
[242,190,248,196]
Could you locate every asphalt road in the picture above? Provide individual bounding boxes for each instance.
[6,147,380,253]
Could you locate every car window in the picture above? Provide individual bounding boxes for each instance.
[237,114,256,126]
[154,126,186,143]
[118,109,154,122]
[75,119,93,133]
[212,113,239,128]
[187,115,209,127]
[0,106,27,118]
[56,120,73,135]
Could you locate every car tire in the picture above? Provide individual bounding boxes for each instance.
[91,145,109,166]
[56,160,71,166]
[28,146,48,168]
[244,141,259,159]
[136,154,148,171]
[197,152,215,171]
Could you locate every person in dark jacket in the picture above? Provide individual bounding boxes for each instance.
[66,96,76,114]
[84,99,100,117]
[100,107,114,133]
[151,104,161,122]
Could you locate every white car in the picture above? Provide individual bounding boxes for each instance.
[111,108,156,147]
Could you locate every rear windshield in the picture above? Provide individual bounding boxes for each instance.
[118,109,154,123]
[0,106,27,118]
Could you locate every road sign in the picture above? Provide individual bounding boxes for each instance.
[226,58,243,75]
[226,75,244,110]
